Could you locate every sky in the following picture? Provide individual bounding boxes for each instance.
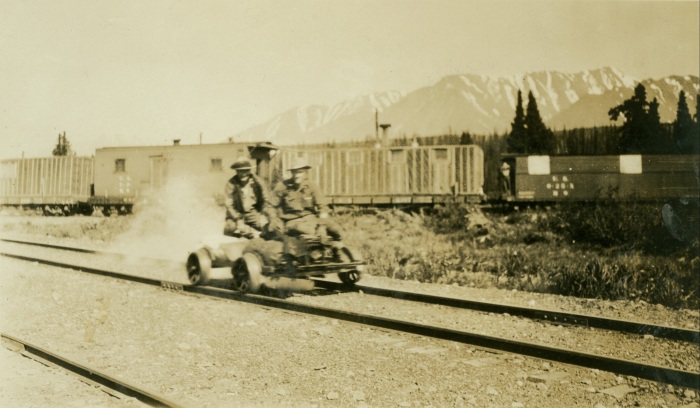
[1,0,698,159]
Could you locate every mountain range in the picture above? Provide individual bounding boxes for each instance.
[232,67,699,146]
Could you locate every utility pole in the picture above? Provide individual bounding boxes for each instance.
[379,124,391,146]
[375,109,379,142]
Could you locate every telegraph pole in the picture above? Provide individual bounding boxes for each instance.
[375,109,379,142]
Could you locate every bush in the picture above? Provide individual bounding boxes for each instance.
[551,255,699,308]
[542,201,699,254]
[425,201,471,233]
[420,200,700,308]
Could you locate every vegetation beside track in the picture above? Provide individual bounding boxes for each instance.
[2,199,698,309]
[337,201,699,309]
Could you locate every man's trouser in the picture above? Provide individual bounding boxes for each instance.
[285,214,342,241]
[223,210,266,237]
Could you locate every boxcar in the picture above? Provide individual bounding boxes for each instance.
[91,142,254,211]
[509,154,700,201]
[278,144,484,205]
[0,156,94,214]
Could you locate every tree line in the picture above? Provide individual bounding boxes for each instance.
[506,85,699,156]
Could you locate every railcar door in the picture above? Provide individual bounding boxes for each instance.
[431,148,453,194]
[387,149,407,194]
[149,155,168,191]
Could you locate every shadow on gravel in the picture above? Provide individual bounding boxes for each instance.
[199,277,341,299]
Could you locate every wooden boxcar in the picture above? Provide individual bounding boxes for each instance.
[0,156,93,213]
[278,144,484,205]
[91,142,253,210]
[510,154,700,201]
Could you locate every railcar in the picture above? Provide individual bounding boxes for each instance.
[91,142,255,213]
[278,144,485,205]
[92,142,485,210]
[0,156,94,215]
[505,154,700,202]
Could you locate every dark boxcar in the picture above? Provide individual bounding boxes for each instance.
[278,145,484,205]
[0,156,93,212]
[512,154,700,201]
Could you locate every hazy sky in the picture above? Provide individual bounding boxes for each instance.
[1,0,698,159]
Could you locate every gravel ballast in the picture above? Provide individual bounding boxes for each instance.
[1,216,699,407]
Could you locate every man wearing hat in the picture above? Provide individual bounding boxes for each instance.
[224,156,281,239]
[499,160,512,198]
[272,157,342,243]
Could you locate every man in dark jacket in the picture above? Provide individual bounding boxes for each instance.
[272,158,342,243]
[224,157,282,239]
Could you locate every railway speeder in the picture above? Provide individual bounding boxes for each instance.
[0,142,485,214]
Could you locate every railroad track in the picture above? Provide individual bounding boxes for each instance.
[2,240,699,389]
[2,236,698,344]
[1,333,182,407]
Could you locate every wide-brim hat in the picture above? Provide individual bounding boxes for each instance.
[288,157,311,171]
[231,156,253,170]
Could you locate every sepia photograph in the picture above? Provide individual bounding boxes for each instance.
[1,0,698,407]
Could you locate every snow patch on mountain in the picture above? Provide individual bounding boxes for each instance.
[649,83,666,103]
[462,91,489,116]
[232,68,698,145]
[527,77,539,98]
[505,85,517,109]
[565,89,579,104]
[265,116,281,138]
[297,106,310,133]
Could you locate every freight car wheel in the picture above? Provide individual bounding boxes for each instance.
[338,247,363,285]
[232,253,263,293]
[186,249,212,286]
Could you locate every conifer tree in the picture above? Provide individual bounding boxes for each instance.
[608,83,661,154]
[691,95,700,153]
[460,132,473,145]
[52,132,72,156]
[646,97,663,152]
[524,91,556,154]
[674,91,694,153]
[507,90,527,153]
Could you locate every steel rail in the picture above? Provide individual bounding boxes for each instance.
[2,251,698,390]
[1,237,99,253]
[1,333,183,407]
[312,280,700,343]
[3,236,698,344]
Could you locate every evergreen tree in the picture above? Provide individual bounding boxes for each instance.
[673,91,695,153]
[692,95,700,153]
[507,90,527,153]
[524,91,556,154]
[646,97,663,153]
[608,83,659,154]
[460,132,473,145]
[52,132,72,156]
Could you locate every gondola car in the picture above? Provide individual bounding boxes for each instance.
[279,144,484,205]
[0,156,93,215]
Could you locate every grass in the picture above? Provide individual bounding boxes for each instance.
[3,199,698,309]
[338,200,700,309]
